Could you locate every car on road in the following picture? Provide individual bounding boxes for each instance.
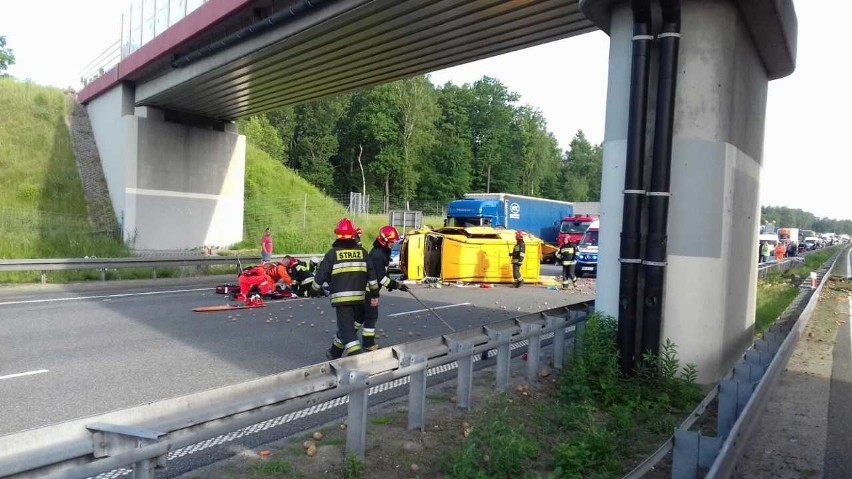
[388,235,404,273]
[576,220,600,277]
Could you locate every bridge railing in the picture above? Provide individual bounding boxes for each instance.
[0,254,322,284]
[0,303,592,479]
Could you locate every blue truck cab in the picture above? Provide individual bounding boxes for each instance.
[445,193,573,246]
[575,219,599,277]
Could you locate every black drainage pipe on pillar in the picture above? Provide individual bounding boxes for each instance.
[171,0,327,68]
[642,0,681,358]
[617,0,653,375]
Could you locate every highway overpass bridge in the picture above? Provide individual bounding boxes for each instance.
[78,0,797,384]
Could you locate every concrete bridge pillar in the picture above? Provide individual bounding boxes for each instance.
[85,83,245,250]
[581,0,797,383]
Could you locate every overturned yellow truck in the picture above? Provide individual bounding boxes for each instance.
[399,226,543,284]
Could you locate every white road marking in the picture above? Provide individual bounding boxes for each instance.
[0,288,210,306]
[388,302,472,317]
[0,369,49,381]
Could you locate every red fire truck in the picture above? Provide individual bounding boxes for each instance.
[557,215,599,246]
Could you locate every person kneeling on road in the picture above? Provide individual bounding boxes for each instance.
[235,261,293,302]
[312,218,379,359]
[356,226,409,352]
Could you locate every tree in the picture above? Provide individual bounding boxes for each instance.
[558,130,603,201]
[389,76,439,201]
[418,83,474,200]
[468,77,518,193]
[290,96,350,192]
[237,115,284,162]
[511,106,560,196]
[0,35,14,74]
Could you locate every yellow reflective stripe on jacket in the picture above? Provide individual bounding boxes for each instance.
[333,266,368,275]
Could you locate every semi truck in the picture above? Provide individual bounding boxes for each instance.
[445,193,573,259]
[776,227,799,247]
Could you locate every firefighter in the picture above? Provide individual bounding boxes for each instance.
[357,226,409,351]
[282,255,316,297]
[510,230,526,288]
[556,239,578,289]
[234,260,293,302]
[312,218,379,359]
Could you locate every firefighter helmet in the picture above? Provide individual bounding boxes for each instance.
[377,225,401,247]
[515,230,524,241]
[335,218,357,239]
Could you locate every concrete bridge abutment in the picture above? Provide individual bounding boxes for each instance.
[85,83,245,250]
[581,0,797,383]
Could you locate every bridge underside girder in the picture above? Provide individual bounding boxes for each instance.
[136,0,593,119]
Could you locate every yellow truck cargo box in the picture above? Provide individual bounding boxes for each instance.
[400,227,541,283]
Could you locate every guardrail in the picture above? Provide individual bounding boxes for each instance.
[0,254,322,284]
[756,256,803,278]
[0,302,593,479]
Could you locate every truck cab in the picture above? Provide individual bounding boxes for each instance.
[557,215,598,246]
[444,198,504,228]
[575,220,600,277]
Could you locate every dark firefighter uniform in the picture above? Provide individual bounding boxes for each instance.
[510,233,526,288]
[556,241,578,289]
[357,239,409,351]
[312,239,379,359]
[286,258,316,297]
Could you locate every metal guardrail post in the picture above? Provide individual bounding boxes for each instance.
[101,268,107,281]
[451,341,475,410]
[40,270,47,284]
[401,354,427,431]
[484,327,513,390]
[86,423,167,479]
[520,322,542,382]
[343,370,370,460]
[574,319,586,354]
[543,312,569,370]
[672,429,722,479]
[152,267,157,279]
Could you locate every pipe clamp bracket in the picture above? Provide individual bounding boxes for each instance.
[623,189,646,195]
[643,260,668,266]
[632,35,654,41]
[658,32,681,39]
[646,192,672,197]
[620,258,643,264]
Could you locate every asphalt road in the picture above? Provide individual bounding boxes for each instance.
[826,247,852,478]
[0,264,592,436]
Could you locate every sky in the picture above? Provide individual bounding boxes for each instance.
[1,0,849,221]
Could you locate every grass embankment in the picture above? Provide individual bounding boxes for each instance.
[0,78,128,282]
[232,145,442,255]
[754,247,840,334]
[0,82,439,283]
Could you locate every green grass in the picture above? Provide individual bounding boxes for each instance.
[444,315,703,478]
[250,458,305,478]
[754,282,799,334]
[754,247,839,334]
[0,78,127,282]
[235,144,442,254]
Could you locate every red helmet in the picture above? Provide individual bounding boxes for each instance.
[335,218,356,239]
[377,225,401,247]
[515,230,524,240]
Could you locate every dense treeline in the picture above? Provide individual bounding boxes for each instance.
[238,75,602,204]
[761,206,852,234]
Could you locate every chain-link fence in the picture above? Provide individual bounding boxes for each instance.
[327,194,447,217]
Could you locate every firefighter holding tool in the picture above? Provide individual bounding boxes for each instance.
[356,225,409,351]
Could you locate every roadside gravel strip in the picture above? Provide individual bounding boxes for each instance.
[736,249,851,478]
